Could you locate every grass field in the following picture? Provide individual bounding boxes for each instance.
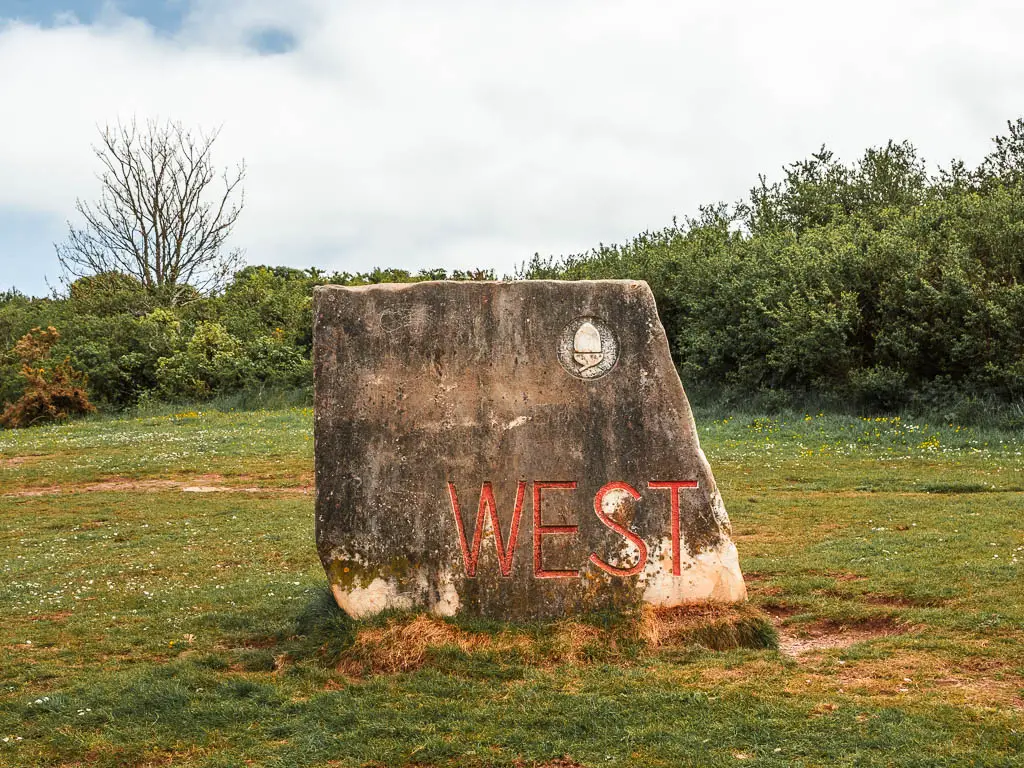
[1,407,1022,767]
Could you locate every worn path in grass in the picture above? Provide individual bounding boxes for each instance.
[0,408,1022,767]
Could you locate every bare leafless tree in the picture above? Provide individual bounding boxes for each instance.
[56,118,246,305]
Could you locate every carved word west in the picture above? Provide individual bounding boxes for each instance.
[446,480,698,579]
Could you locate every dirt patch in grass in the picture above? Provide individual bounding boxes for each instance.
[0,454,51,467]
[778,616,909,656]
[955,655,1015,673]
[758,600,803,619]
[2,474,313,497]
[180,485,312,494]
[928,672,1024,709]
[862,593,948,608]
[798,570,867,582]
[2,484,62,497]
[796,650,1024,709]
[84,478,185,492]
[816,588,945,608]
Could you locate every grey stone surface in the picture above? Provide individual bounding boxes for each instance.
[314,280,745,619]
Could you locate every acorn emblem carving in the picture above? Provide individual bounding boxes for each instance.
[557,316,618,380]
[573,321,604,373]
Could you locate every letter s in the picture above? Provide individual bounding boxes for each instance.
[589,482,647,577]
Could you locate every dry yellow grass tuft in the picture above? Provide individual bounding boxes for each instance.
[340,614,631,676]
[338,615,532,675]
[337,605,777,676]
[640,603,777,650]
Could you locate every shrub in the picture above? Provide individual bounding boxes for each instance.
[155,322,245,400]
[0,327,95,429]
[154,323,311,401]
[67,272,153,317]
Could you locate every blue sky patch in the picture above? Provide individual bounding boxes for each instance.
[0,0,187,32]
[247,27,296,56]
[0,208,63,296]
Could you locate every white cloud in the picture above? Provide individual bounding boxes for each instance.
[2,0,1024,287]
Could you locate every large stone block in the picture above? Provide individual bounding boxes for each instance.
[314,280,745,620]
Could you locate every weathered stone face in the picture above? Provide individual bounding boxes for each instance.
[314,280,745,620]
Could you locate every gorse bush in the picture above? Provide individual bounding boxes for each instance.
[4,121,1024,423]
[0,326,94,428]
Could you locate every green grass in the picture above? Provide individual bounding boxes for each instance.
[1,407,1022,767]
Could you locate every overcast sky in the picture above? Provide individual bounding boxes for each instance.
[1,0,1023,296]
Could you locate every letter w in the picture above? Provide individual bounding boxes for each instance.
[447,481,526,577]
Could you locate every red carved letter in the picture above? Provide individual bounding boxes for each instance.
[589,481,647,577]
[533,481,579,578]
[648,480,699,576]
[447,481,526,577]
